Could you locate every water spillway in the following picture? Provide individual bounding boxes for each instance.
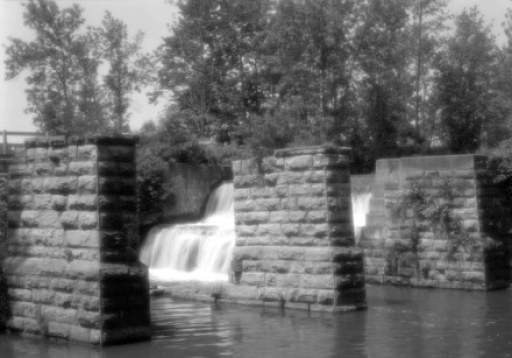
[352,191,372,240]
[139,180,371,282]
[139,182,235,282]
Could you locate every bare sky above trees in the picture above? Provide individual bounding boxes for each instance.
[0,0,510,137]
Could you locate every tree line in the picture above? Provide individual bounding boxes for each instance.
[5,0,150,136]
[6,0,512,172]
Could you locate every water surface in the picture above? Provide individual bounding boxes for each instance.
[1,285,512,358]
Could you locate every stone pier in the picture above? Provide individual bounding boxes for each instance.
[0,172,8,330]
[231,146,366,312]
[360,155,510,290]
[2,136,150,344]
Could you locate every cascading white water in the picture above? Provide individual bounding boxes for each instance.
[139,182,235,282]
[351,191,372,241]
[139,180,372,282]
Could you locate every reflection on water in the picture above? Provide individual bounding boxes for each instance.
[2,286,512,358]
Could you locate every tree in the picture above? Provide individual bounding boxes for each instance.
[5,0,151,136]
[97,11,151,133]
[434,7,504,152]
[355,0,414,158]
[493,7,512,146]
[5,0,105,135]
[410,0,448,145]
[263,0,358,142]
[157,0,270,139]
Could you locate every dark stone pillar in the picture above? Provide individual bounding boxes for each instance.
[2,136,150,344]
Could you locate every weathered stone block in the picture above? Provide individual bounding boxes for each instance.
[268,211,288,223]
[290,289,318,304]
[6,316,41,333]
[44,177,78,194]
[11,301,37,318]
[76,145,98,161]
[9,163,32,178]
[287,211,306,223]
[234,174,261,188]
[300,223,329,238]
[69,325,93,342]
[97,162,135,176]
[285,155,313,171]
[78,175,97,193]
[236,211,270,225]
[8,288,32,301]
[65,230,100,248]
[60,211,79,229]
[68,195,97,210]
[26,147,49,163]
[98,177,135,195]
[33,162,53,176]
[254,198,281,211]
[66,260,100,281]
[240,272,265,286]
[256,223,281,236]
[78,212,98,229]
[276,172,307,185]
[20,210,61,228]
[68,161,96,176]
[234,188,251,200]
[312,154,350,170]
[301,274,335,289]
[8,194,31,210]
[297,197,324,210]
[98,145,134,162]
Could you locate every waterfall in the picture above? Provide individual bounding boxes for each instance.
[139,180,372,282]
[139,182,235,282]
[351,191,372,241]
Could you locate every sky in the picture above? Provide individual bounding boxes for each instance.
[0,0,511,141]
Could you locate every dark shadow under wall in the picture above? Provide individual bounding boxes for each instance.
[140,162,232,239]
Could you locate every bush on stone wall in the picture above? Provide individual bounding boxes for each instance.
[481,140,512,241]
[389,173,476,277]
[137,118,223,226]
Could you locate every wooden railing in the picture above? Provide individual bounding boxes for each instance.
[1,130,42,155]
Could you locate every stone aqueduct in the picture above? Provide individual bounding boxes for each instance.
[0,136,510,344]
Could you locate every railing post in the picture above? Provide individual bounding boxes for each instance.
[2,130,6,155]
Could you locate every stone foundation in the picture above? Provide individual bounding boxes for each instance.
[2,136,150,344]
[360,155,510,290]
[0,174,8,330]
[231,146,366,311]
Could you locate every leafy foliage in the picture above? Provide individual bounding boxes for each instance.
[96,11,152,133]
[434,7,508,153]
[391,173,473,263]
[5,0,104,135]
[7,0,512,173]
[4,0,150,136]
[136,110,225,222]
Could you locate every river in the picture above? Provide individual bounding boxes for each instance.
[1,285,512,357]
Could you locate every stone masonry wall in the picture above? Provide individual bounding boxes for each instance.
[2,136,150,344]
[0,174,8,330]
[359,155,510,290]
[231,146,366,312]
